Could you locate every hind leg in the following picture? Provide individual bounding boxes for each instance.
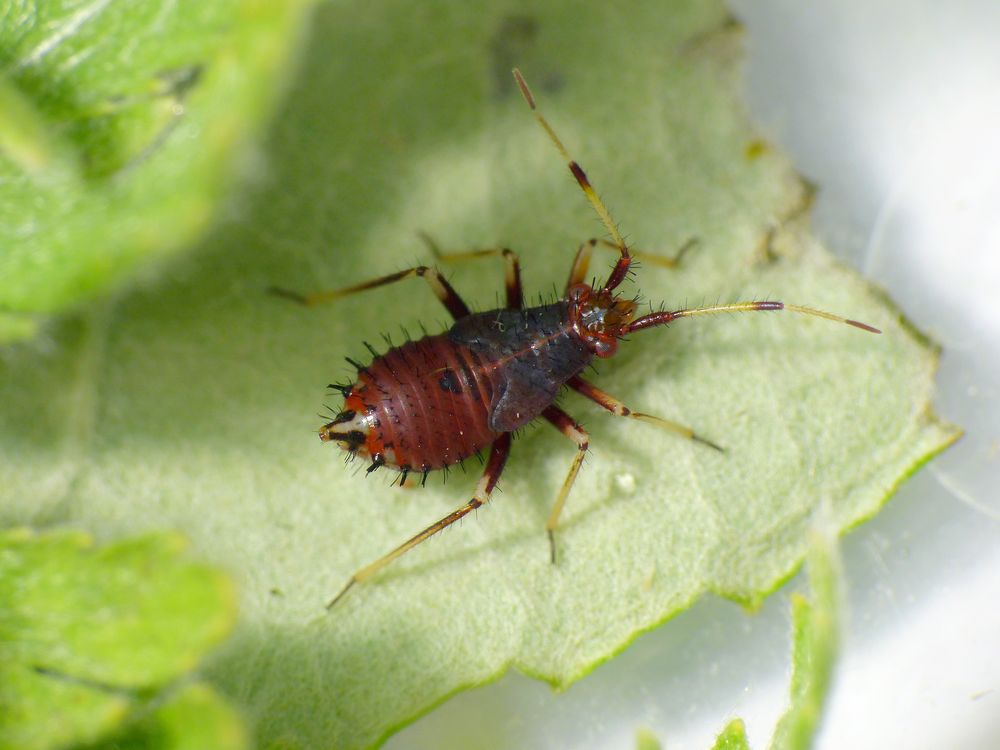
[326,432,513,608]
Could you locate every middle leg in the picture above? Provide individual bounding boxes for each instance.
[270,264,471,320]
[567,375,723,452]
[541,405,590,564]
[419,233,523,309]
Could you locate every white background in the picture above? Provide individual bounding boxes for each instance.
[390,2,1000,747]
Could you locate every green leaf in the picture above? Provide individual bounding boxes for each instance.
[87,683,249,750]
[651,534,839,750]
[712,719,751,750]
[0,530,238,750]
[0,0,309,341]
[636,727,664,750]
[0,1,959,748]
[769,534,840,750]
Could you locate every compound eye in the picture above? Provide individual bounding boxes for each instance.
[592,337,618,358]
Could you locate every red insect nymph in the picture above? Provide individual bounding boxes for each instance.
[272,69,880,608]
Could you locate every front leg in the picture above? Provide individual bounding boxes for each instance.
[565,237,698,293]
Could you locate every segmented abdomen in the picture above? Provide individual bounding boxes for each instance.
[341,301,593,471]
[346,334,501,471]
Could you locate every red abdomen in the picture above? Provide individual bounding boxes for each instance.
[343,334,501,471]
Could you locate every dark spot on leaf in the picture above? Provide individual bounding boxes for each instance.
[489,15,538,98]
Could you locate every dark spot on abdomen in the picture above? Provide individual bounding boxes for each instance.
[439,369,462,394]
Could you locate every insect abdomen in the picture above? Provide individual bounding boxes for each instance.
[344,335,501,471]
[336,301,592,471]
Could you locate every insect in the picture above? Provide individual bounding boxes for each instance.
[273,69,880,608]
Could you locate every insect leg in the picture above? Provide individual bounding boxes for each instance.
[326,432,512,608]
[540,405,590,564]
[419,233,523,309]
[565,238,698,292]
[270,265,471,320]
[513,68,633,294]
[567,375,723,452]
[565,239,599,291]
